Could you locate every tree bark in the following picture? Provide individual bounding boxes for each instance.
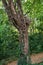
[18,25,31,65]
[2,0,31,65]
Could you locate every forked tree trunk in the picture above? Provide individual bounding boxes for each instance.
[18,25,31,65]
[2,0,31,65]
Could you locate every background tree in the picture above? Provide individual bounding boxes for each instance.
[2,0,31,65]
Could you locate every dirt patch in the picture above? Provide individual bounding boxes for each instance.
[31,52,43,64]
[7,52,43,65]
[7,61,17,65]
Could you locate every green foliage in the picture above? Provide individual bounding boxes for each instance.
[29,32,43,54]
[0,1,43,64]
[0,26,19,60]
[0,9,19,60]
[0,7,43,61]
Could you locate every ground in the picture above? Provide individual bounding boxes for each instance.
[7,52,43,65]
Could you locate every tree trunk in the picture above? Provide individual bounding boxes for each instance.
[18,25,31,65]
[2,0,31,65]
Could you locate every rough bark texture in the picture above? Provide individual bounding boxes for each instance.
[2,0,31,65]
[18,25,31,65]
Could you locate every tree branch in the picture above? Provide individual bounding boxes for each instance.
[24,16,31,26]
[2,0,20,29]
[16,0,23,15]
[7,0,22,26]
[8,0,16,15]
[2,0,8,9]
[2,0,31,29]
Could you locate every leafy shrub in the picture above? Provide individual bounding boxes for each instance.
[0,9,19,60]
[0,9,43,61]
[0,25,20,60]
[29,32,43,54]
